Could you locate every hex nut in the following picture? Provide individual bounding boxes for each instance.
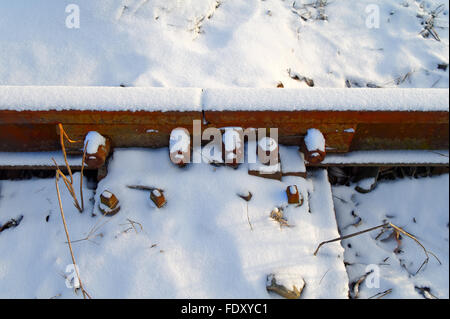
[150,189,166,208]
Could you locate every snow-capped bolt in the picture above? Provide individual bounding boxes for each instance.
[99,190,120,216]
[150,189,166,208]
[257,136,279,166]
[286,185,300,204]
[84,131,111,168]
[222,128,243,168]
[302,128,326,164]
[169,128,190,167]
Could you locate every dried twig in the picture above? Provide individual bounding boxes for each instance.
[270,207,293,228]
[389,223,441,275]
[314,222,441,276]
[127,185,164,192]
[69,214,109,245]
[246,203,253,231]
[314,223,389,256]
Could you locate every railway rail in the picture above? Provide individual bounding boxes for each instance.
[0,87,448,176]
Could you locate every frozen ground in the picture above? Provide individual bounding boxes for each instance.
[0,148,348,298]
[0,0,448,88]
[332,174,449,299]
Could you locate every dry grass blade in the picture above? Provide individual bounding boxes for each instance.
[58,123,80,184]
[389,223,441,275]
[52,158,82,213]
[120,218,144,234]
[368,288,393,299]
[351,271,372,299]
[80,141,88,212]
[68,214,110,245]
[55,173,91,299]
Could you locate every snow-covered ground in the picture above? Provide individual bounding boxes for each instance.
[332,174,449,299]
[0,0,448,300]
[0,0,448,88]
[0,148,349,298]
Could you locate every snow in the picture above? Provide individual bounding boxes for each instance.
[304,128,325,152]
[84,132,106,154]
[202,88,449,111]
[357,177,377,191]
[319,150,449,165]
[0,152,83,168]
[0,87,448,112]
[0,148,348,298]
[0,1,448,89]
[279,146,306,175]
[101,190,113,199]
[0,86,202,112]
[152,189,161,197]
[332,174,449,298]
[249,139,281,175]
[288,185,297,195]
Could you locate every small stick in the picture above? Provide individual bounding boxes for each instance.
[369,288,393,299]
[127,185,164,192]
[314,222,441,276]
[314,223,388,256]
[246,203,253,231]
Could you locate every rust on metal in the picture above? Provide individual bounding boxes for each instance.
[0,109,448,153]
[150,189,166,208]
[286,185,300,204]
[85,135,111,168]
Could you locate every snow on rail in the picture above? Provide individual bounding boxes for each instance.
[202,88,449,112]
[318,150,449,165]
[0,87,448,112]
[0,152,83,168]
[0,86,202,112]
